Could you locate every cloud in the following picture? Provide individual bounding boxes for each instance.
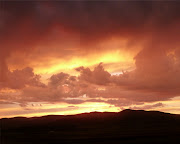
[0,59,180,109]
[0,59,8,82]
[0,101,14,105]
[76,63,111,85]
[0,1,180,112]
[48,72,69,87]
[128,102,164,110]
[1,1,180,81]
[0,67,45,89]
[0,61,179,108]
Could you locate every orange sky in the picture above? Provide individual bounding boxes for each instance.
[0,1,180,118]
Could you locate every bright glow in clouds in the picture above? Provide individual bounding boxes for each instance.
[0,102,119,118]
[34,50,134,74]
[7,37,137,76]
[1,1,180,118]
[1,97,180,118]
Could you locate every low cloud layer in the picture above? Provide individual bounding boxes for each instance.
[0,67,45,89]
[0,62,179,110]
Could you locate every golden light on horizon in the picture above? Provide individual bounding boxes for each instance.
[0,102,120,118]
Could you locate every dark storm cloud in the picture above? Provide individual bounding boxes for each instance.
[0,1,180,105]
[0,1,179,56]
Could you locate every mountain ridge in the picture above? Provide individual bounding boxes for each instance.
[1,109,180,144]
[1,109,178,120]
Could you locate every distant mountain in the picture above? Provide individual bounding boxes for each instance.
[1,109,180,144]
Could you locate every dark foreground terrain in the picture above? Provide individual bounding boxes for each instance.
[1,109,180,144]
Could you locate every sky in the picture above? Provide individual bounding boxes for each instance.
[0,1,180,118]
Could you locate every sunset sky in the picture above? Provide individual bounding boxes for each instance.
[0,1,180,118]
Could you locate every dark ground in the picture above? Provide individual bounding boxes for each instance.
[1,109,180,144]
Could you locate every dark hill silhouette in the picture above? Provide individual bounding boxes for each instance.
[1,109,180,144]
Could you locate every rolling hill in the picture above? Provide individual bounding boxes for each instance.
[1,109,180,144]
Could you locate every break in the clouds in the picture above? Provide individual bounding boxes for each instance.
[0,1,180,117]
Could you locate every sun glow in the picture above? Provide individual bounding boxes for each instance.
[34,50,134,75]
[0,102,119,118]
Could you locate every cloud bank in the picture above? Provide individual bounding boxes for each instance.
[0,1,180,113]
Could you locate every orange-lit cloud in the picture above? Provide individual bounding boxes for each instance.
[0,1,180,118]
